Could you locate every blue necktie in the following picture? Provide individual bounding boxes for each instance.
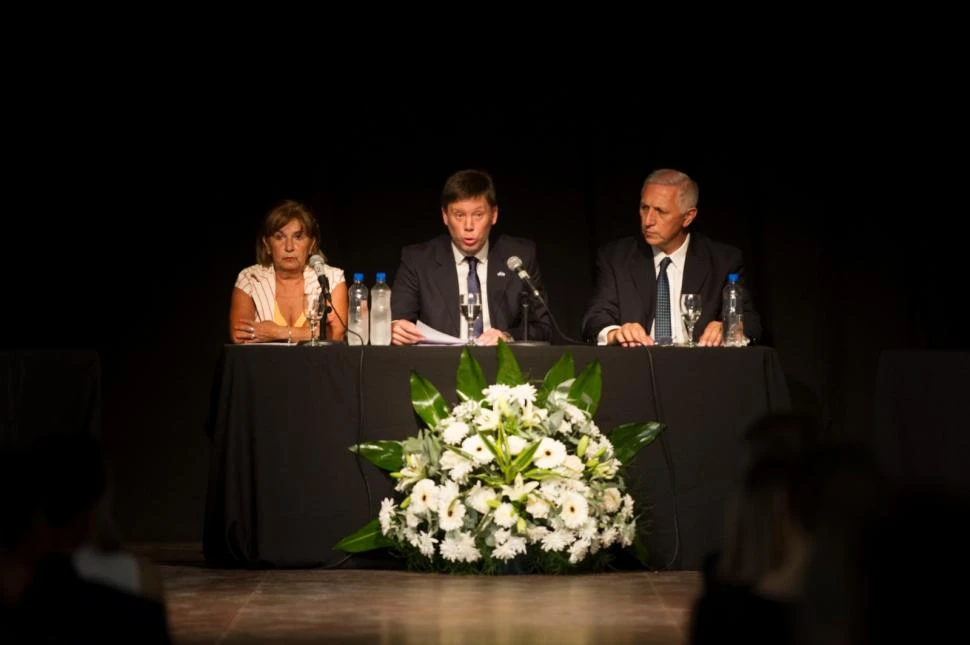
[655,257,672,342]
[466,256,483,337]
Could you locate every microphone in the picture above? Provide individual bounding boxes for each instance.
[506,255,582,345]
[309,253,331,302]
[506,256,541,299]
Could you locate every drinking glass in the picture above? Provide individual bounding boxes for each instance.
[680,293,702,347]
[460,293,482,345]
[304,293,324,346]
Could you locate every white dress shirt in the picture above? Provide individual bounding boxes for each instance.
[597,234,691,345]
[451,241,492,341]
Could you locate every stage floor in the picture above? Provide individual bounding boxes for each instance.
[143,544,702,644]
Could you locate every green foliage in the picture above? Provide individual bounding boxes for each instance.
[568,360,602,416]
[350,441,404,472]
[333,519,394,553]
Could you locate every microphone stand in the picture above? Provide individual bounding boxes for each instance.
[511,289,550,347]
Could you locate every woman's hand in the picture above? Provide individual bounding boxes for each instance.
[233,319,283,343]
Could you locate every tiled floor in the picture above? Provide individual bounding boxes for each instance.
[147,544,702,645]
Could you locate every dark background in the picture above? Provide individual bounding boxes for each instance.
[4,58,966,542]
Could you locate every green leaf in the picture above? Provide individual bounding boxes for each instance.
[508,440,541,477]
[456,347,487,402]
[350,441,404,472]
[478,431,508,471]
[608,421,665,465]
[495,339,525,385]
[521,468,564,481]
[333,518,394,553]
[473,474,507,488]
[568,360,602,416]
[410,371,449,429]
[538,352,575,406]
[632,532,651,567]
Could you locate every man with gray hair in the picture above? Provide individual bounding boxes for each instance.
[581,168,761,346]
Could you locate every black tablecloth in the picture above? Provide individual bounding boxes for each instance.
[204,344,790,569]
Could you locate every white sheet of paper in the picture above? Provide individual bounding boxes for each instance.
[416,320,465,345]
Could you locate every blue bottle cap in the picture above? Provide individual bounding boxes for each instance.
[728,273,739,282]
[354,273,364,282]
[376,272,386,282]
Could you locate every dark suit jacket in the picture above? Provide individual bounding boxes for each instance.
[391,234,553,342]
[581,232,762,343]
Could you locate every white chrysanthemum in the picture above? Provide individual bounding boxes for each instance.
[494,502,518,528]
[440,534,464,562]
[416,530,438,557]
[493,536,527,561]
[620,494,635,520]
[534,437,567,469]
[568,537,591,564]
[509,383,537,406]
[560,492,589,529]
[525,493,550,519]
[558,477,589,495]
[600,526,619,548]
[439,500,467,531]
[456,532,481,562]
[379,498,396,534]
[492,528,511,545]
[410,479,439,515]
[484,384,513,407]
[541,528,575,552]
[405,507,421,529]
[558,454,584,478]
[619,522,636,547]
[564,403,588,426]
[602,487,622,513]
[452,400,480,419]
[556,419,573,435]
[506,435,528,456]
[579,518,598,542]
[437,481,460,507]
[501,473,539,503]
[474,408,501,431]
[467,482,498,514]
[526,525,550,543]
[439,450,474,483]
[461,434,494,465]
[520,401,547,428]
[441,531,480,562]
[442,420,471,445]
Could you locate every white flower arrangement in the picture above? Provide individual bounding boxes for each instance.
[335,341,664,574]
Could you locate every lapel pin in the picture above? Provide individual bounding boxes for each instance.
[496,271,506,277]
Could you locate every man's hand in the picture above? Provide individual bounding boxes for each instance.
[698,321,723,347]
[474,328,512,346]
[607,323,654,347]
[391,319,425,346]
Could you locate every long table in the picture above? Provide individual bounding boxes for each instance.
[203,344,790,569]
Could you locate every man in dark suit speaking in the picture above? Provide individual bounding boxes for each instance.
[391,169,553,346]
[582,168,761,347]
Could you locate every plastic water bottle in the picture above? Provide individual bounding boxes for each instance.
[348,273,369,346]
[722,273,746,347]
[370,272,391,346]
